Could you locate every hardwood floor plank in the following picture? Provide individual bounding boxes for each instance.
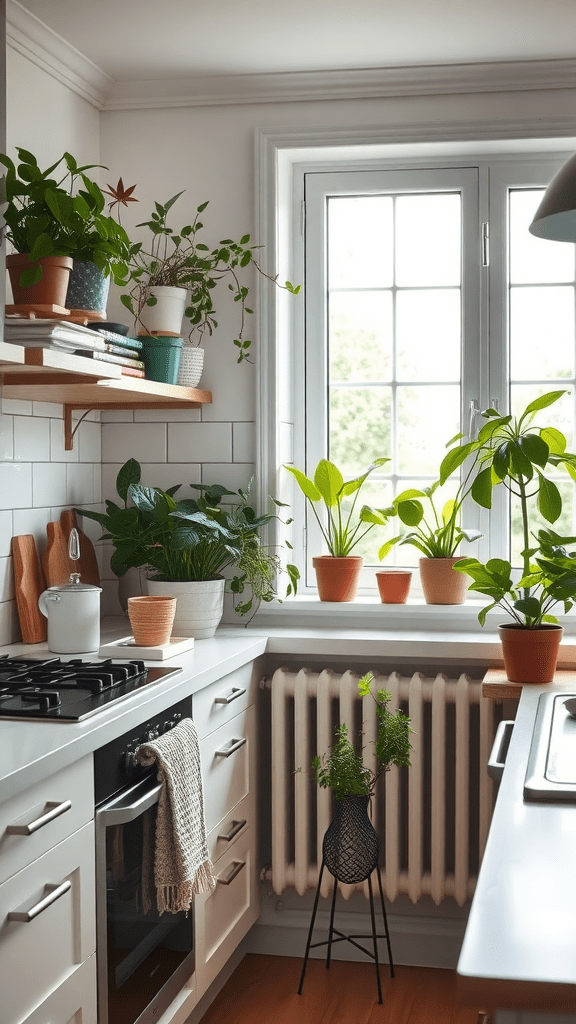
[198,955,481,1024]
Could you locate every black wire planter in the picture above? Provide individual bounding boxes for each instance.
[297,795,395,1005]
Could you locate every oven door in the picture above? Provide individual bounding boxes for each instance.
[95,773,194,1024]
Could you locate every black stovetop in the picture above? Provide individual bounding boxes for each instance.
[0,655,182,721]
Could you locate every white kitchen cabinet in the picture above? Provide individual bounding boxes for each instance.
[21,953,97,1024]
[0,820,96,1024]
[199,703,255,834]
[192,662,257,740]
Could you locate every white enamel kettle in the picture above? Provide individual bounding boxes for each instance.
[38,528,102,653]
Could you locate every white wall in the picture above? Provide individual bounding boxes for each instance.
[0,47,102,644]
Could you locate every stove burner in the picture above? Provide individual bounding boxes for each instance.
[0,655,181,721]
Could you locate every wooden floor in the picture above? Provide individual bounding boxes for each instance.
[198,954,482,1024]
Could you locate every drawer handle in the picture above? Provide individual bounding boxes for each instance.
[215,736,247,758]
[216,860,246,886]
[218,819,247,842]
[8,880,71,923]
[6,799,72,836]
[215,686,246,705]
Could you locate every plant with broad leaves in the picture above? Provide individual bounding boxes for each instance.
[118,192,299,363]
[394,479,482,559]
[447,390,576,627]
[75,458,299,620]
[284,457,399,558]
[0,148,135,287]
[311,672,413,799]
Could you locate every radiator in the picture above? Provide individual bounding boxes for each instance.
[268,667,497,907]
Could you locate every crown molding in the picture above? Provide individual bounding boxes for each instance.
[6,0,113,109]
[104,58,576,110]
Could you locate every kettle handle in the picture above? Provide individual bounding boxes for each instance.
[38,591,61,618]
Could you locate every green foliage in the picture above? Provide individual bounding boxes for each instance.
[119,193,300,363]
[451,390,576,627]
[311,673,413,798]
[284,457,398,558]
[75,459,299,621]
[0,148,135,287]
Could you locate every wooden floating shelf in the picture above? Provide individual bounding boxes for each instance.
[482,666,576,701]
[6,304,105,322]
[0,343,212,450]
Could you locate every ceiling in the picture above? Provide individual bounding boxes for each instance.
[15,0,576,82]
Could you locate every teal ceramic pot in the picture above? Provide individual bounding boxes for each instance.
[66,260,110,313]
[142,335,183,384]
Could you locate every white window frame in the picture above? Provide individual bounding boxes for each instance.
[255,124,576,628]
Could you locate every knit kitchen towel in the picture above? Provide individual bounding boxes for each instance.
[136,718,216,914]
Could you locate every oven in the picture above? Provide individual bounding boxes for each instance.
[95,695,195,1024]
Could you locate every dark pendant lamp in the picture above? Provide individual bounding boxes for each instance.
[529,153,576,241]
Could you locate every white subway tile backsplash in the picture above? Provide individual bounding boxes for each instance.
[0,557,14,602]
[78,420,101,464]
[0,599,20,646]
[32,401,63,418]
[137,463,201,494]
[201,463,254,494]
[0,413,13,461]
[50,419,79,463]
[1,398,32,415]
[66,463,95,505]
[168,422,232,464]
[0,462,32,510]
[12,507,50,553]
[32,462,66,508]
[101,410,134,423]
[134,408,201,422]
[0,511,13,556]
[101,422,167,464]
[233,421,255,463]
[14,416,50,462]
[93,464,102,503]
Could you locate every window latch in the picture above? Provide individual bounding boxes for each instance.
[482,222,489,267]
[469,399,480,439]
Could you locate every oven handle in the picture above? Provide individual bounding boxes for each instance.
[98,780,163,826]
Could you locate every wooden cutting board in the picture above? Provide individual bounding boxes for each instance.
[42,520,74,587]
[12,535,47,643]
[60,510,100,587]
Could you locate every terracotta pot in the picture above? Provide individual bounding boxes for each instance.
[419,557,468,605]
[313,555,363,602]
[498,623,564,684]
[127,595,177,647]
[7,253,73,307]
[375,569,412,604]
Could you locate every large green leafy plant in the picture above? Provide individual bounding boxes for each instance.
[76,459,299,618]
[395,479,482,558]
[0,148,134,287]
[119,192,299,363]
[284,458,397,558]
[312,673,413,799]
[448,391,576,627]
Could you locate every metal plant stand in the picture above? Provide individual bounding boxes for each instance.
[297,795,395,1005]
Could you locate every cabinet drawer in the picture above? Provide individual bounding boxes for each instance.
[200,704,255,834]
[21,953,97,1024]
[206,792,254,866]
[193,663,256,740]
[197,828,258,994]
[0,755,93,886]
[0,821,95,1024]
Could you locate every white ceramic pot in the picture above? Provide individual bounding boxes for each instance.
[145,578,225,639]
[138,285,187,336]
[177,346,204,387]
[38,575,102,653]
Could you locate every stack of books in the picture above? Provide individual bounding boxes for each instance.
[4,319,146,378]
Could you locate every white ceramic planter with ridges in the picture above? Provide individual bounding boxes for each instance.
[145,578,225,638]
[138,285,187,336]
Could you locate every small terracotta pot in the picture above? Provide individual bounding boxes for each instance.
[419,557,468,605]
[375,569,412,604]
[127,595,177,647]
[7,253,73,307]
[313,555,363,602]
[498,623,563,684]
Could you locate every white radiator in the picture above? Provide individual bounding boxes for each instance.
[269,667,497,907]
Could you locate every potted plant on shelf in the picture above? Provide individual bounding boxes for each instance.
[284,457,395,602]
[450,390,576,682]
[75,458,299,639]
[0,148,134,313]
[118,191,300,378]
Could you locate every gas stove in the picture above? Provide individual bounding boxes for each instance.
[0,654,182,721]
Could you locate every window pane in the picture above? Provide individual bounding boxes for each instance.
[328,196,393,289]
[510,189,575,285]
[397,385,460,476]
[396,289,461,381]
[395,193,461,287]
[329,291,393,382]
[329,386,391,478]
[510,286,575,380]
[511,480,574,565]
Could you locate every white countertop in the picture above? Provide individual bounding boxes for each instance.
[457,680,576,1014]
[0,618,267,802]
